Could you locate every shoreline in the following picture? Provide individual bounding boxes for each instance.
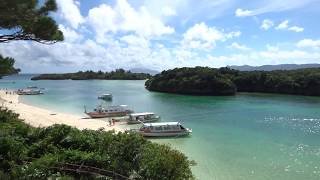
[0,90,126,132]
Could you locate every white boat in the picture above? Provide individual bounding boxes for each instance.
[98,93,112,101]
[134,122,192,137]
[17,89,43,95]
[127,112,160,124]
[85,105,133,118]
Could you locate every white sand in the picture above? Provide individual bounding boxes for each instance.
[0,90,126,132]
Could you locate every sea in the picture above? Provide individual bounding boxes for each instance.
[1,74,320,180]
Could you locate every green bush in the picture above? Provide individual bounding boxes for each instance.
[0,109,194,179]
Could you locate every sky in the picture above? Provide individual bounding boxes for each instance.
[1,0,320,73]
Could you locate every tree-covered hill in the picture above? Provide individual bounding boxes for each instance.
[145,67,320,96]
[0,109,194,179]
[145,67,237,95]
[233,68,320,96]
[31,69,152,80]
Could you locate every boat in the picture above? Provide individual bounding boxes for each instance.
[98,93,112,101]
[127,112,160,124]
[27,86,38,89]
[16,89,43,95]
[132,122,192,137]
[85,105,133,118]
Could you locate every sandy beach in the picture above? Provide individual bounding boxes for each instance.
[0,90,125,132]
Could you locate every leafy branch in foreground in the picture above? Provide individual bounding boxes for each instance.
[0,0,63,44]
[0,54,20,77]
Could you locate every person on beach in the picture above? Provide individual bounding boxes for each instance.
[112,119,115,126]
[108,120,112,126]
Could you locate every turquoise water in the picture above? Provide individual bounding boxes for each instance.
[1,75,320,180]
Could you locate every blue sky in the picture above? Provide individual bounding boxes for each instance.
[1,0,320,73]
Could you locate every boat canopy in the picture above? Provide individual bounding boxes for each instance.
[101,93,112,96]
[143,122,181,127]
[130,112,155,117]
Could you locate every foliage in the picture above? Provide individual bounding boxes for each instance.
[233,68,320,96]
[146,67,320,96]
[31,69,152,80]
[0,109,194,179]
[0,0,63,43]
[0,54,20,78]
[145,67,237,95]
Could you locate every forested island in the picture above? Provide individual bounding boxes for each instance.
[145,67,320,96]
[0,109,194,179]
[31,69,152,80]
[0,55,20,78]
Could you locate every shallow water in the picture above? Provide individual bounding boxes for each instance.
[1,74,320,180]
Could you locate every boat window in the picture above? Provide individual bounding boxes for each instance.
[155,126,162,131]
[180,125,185,130]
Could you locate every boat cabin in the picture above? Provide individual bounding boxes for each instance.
[128,112,160,124]
[98,93,112,101]
[137,122,192,137]
[140,122,186,132]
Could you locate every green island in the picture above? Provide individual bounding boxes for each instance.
[31,69,151,80]
[0,109,194,179]
[145,67,320,96]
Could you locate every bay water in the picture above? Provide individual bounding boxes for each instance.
[1,74,320,180]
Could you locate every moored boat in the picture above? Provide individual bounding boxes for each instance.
[85,105,133,118]
[16,89,43,95]
[127,112,160,124]
[98,93,112,101]
[133,122,192,137]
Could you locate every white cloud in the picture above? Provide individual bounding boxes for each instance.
[58,25,83,42]
[56,0,84,29]
[296,39,320,49]
[120,35,150,49]
[234,0,319,17]
[235,8,253,17]
[260,19,274,30]
[181,22,241,50]
[161,6,177,16]
[288,26,304,32]
[275,20,289,30]
[87,0,174,41]
[2,37,320,73]
[275,20,304,32]
[228,42,251,51]
[266,44,279,51]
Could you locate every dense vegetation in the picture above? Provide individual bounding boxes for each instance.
[31,69,152,80]
[0,108,194,179]
[145,67,320,96]
[0,0,63,43]
[0,55,20,78]
[233,68,320,96]
[145,67,236,95]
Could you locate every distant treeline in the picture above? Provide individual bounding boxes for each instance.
[0,109,194,179]
[31,69,152,80]
[145,67,320,96]
[0,54,20,78]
